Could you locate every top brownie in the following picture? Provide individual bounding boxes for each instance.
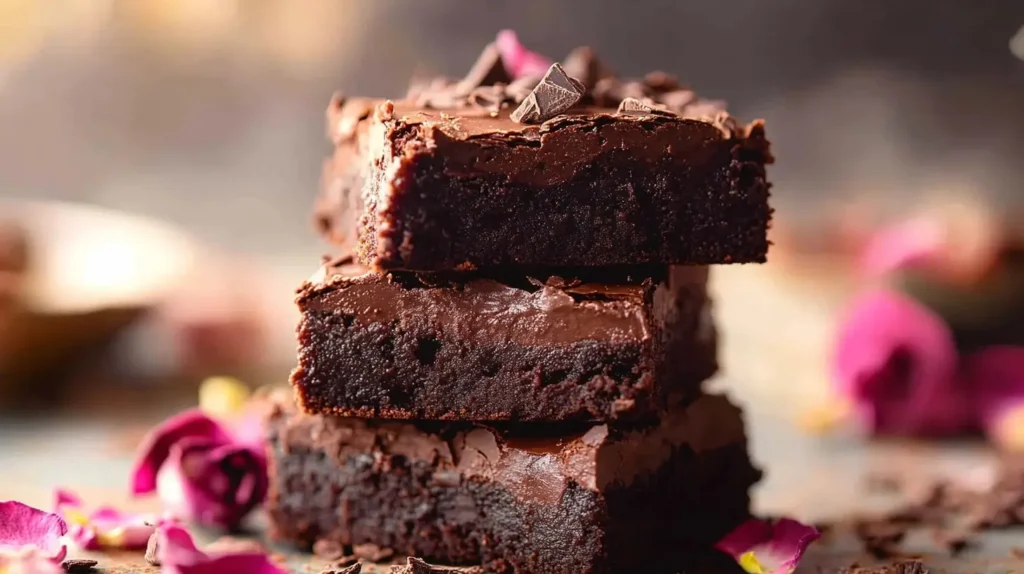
[316,40,773,271]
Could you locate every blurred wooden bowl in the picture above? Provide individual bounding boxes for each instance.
[0,201,195,402]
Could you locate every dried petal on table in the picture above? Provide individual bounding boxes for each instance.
[54,488,155,550]
[154,523,285,574]
[0,501,68,564]
[132,409,268,531]
[714,517,820,574]
[832,289,971,437]
[964,346,1024,450]
[0,547,64,574]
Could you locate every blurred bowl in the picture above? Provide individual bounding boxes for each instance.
[0,200,196,401]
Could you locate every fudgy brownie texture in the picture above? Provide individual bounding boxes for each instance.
[291,262,716,422]
[266,391,761,574]
[316,45,772,272]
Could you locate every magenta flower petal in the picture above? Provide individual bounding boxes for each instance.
[156,437,268,530]
[495,30,552,79]
[132,409,235,496]
[962,347,1024,437]
[156,524,286,574]
[0,547,64,574]
[0,501,68,563]
[832,288,969,436]
[53,488,156,551]
[859,217,945,278]
[715,518,820,574]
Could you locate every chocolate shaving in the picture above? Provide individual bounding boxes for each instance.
[61,560,98,573]
[616,97,673,117]
[322,563,361,574]
[510,63,585,124]
[390,557,484,574]
[456,43,512,95]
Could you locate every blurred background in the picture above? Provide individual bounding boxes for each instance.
[0,0,1022,410]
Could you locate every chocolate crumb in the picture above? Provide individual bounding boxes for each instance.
[840,559,930,574]
[322,563,361,574]
[865,473,904,494]
[510,63,584,124]
[352,543,394,563]
[931,530,974,556]
[374,101,395,122]
[313,539,347,561]
[62,560,98,573]
[144,531,161,565]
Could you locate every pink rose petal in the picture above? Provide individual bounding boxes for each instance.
[54,488,155,551]
[155,437,268,530]
[156,524,286,574]
[859,217,946,278]
[962,347,1024,438]
[132,409,235,495]
[0,547,64,574]
[833,289,970,436]
[495,30,553,79]
[715,518,820,574]
[0,501,68,563]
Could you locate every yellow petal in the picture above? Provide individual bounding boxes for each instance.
[198,376,250,419]
[95,529,123,548]
[62,508,90,526]
[990,405,1024,452]
[738,551,767,574]
[797,399,850,434]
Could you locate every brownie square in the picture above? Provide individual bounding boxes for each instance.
[317,94,771,272]
[291,263,716,422]
[266,391,761,574]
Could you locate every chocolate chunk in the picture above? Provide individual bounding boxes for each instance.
[61,560,98,573]
[617,97,672,116]
[456,43,512,94]
[561,46,614,91]
[323,564,362,574]
[144,530,161,565]
[510,63,584,124]
[352,543,394,563]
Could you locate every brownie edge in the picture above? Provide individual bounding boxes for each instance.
[265,390,760,574]
[291,263,717,422]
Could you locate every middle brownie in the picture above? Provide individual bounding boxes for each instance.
[292,262,715,422]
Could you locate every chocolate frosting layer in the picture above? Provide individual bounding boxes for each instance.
[298,263,707,347]
[269,389,747,507]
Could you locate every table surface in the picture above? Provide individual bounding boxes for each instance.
[2,264,1021,574]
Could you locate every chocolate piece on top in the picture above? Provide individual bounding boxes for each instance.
[510,63,585,124]
[561,46,615,92]
[456,42,512,95]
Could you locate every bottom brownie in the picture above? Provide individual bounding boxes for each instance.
[266,391,761,574]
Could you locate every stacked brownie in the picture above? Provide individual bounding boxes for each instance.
[269,39,772,574]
